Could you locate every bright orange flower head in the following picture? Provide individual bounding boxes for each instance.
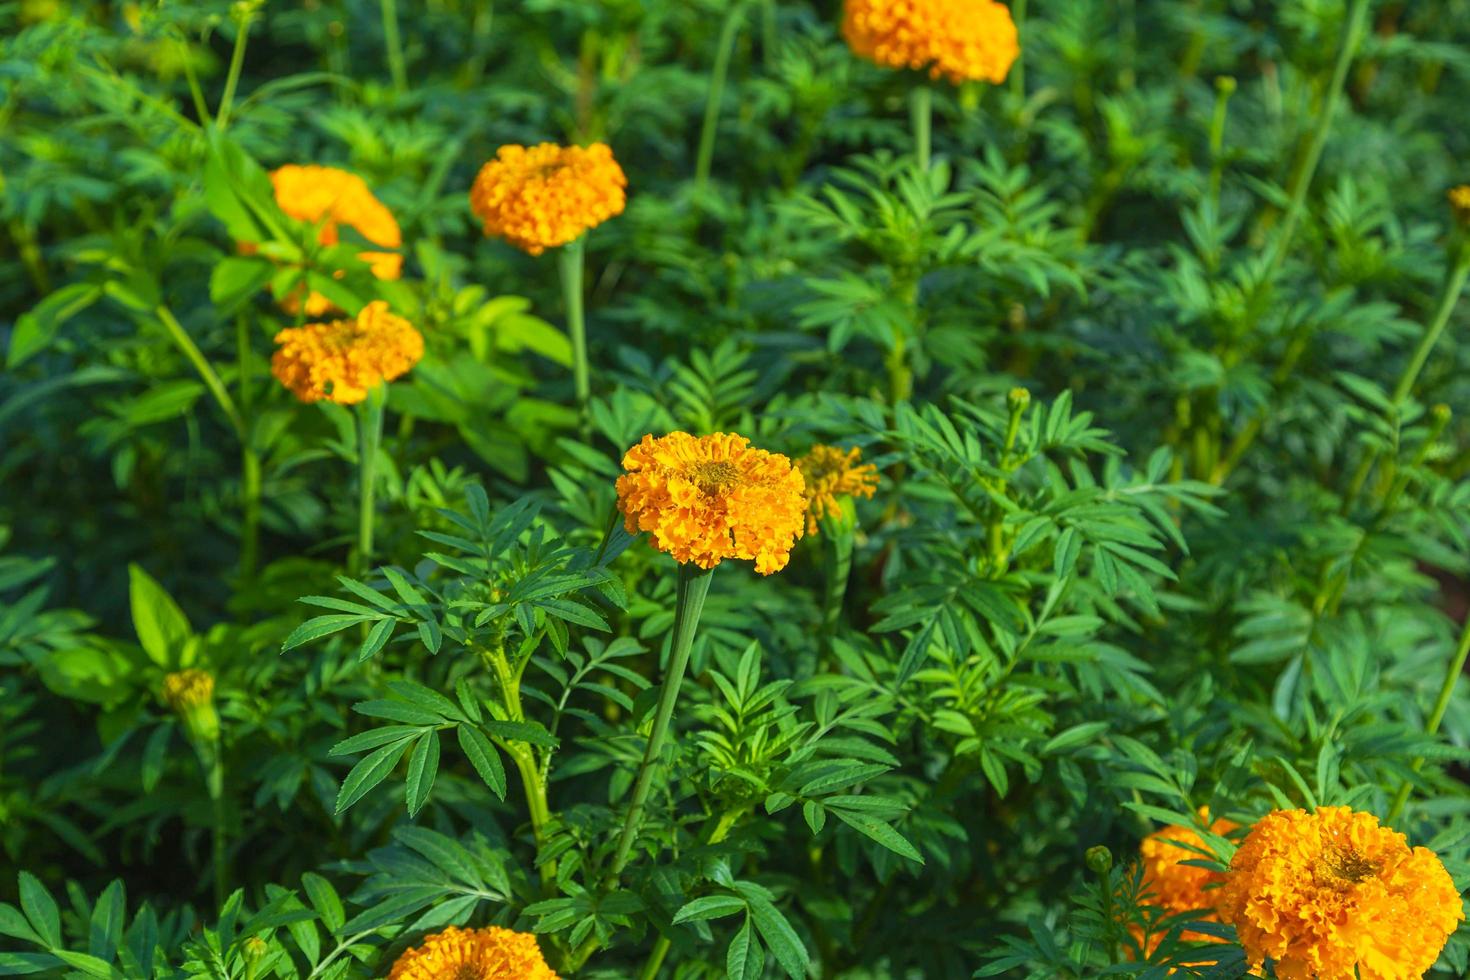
[616,432,807,575]
[259,164,403,316]
[796,444,879,535]
[842,0,1019,85]
[1130,808,1238,958]
[469,143,627,255]
[387,925,558,980]
[1217,806,1463,980]
[270,301,423,405]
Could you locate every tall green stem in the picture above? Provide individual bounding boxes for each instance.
[380,0,408,94]
[910,85,932,172]
[355,386,386,577]
[819,508,855,650]
[156,306,245,440]
[610,564,715,874]
[1392,248,1470,406]
[1009,0,1026,97]
[695,2,748,190]
[559,237,590,417]
[216,6,255,131]
[236,313,260,580]
[1388,613,1470,823]
[199,742,227,910]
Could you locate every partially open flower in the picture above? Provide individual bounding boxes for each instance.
[161,669,219,744]
[387,925,558,980]
[616,432,806,574]
[270,301,423,405]
[469,143,627,255]
[1217,806,1463,980]
[1448,185,1470,227]
[246,164,403,317]
[842,0,1019,86]
[796,444,879,535]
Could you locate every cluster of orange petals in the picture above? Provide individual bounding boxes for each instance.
[469,143,627,255]
[616,432,806,575]
[1130,808,1238,958]
[796,444,879,534]
[261,164,403,316]
[842,0,1019,85]
[270,301,423,405]
[1216,806,1463,980]
[387,926,558,980]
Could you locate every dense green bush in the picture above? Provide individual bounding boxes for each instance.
[4,0,1470,977]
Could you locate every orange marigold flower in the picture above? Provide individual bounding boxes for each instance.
[1129,808,1238,958]
[387,925,558,980]
[616,432,806,575]
[1448,185,1470,227]
[1217,806,1463,980]
[842,0,1019,85]
[270,301,423,405]
[246,165,403,316]
[796,444,879,535]
[469,143,627,255]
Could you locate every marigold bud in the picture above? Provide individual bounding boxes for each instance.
[162,669,220,744]
[1085,845,1112,873]
[1448,185,1470,227]
[1007,387,1031,412]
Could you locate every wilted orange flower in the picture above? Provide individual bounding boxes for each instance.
[796,444,879,535]
[1130,808,1238,958]
[1448,185,1470,226]
[843,0,1019,85]
[616,432,806,575]
[270,301,423,405]
[469,143,627,255]
[255,164,403,316]
[1217,806,1463,980]
[387,925,558,980]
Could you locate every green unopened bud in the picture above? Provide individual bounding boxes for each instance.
[1007,387,1031,413]
[1214,75,1237,96]
[162,669,220,744]
[1085,845,1113,874]
[1431,403,1452,426]
[243,937,268,962]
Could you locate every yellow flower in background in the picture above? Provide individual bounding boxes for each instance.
[796,444,879,535]
[1129,808,1237,958]
[616,432,806,574]
[1448,185,1470,226]
[387,926,558,980]
[162,669,219,743]
[469,143,627,255]
[270,301,423,405]
[842,0,1019,86]
[253,164,403,316]
[1217,806,1463,980]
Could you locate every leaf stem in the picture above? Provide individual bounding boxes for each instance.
[695,1,749,190]
[1388,612,1470,823]
[156,305,245,439]
[216,6,255,131]
[610,564,714,874]
[380,0,409,94]
[910,84,932,172]
[355,386,386,577]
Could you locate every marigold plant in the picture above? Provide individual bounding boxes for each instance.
[615,432,806,574]
[842,0,1019,85]
[1216,806,1464,980]
[269,300,423,405]
[387,926,558,980]
[468,143,627,255]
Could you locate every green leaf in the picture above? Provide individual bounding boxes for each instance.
[1042,722,1109,754]
[49,950,113,978]
[17,874,59,949]
[329,726,420,757]
[456,726,507,800]
[746,897,808,980]
[127,565,192,668]
[831,808,924,863]
[8,283,102,368]
[358,618,397,662]
[334,741,408,814]
[481,719,559,749]
[672,896,746,924]
[281,615,374,653]
[404,731,441,817]
[301,874,345,934]
[726,917,763,980]
[0,904,43,947]
[209,257,274,316]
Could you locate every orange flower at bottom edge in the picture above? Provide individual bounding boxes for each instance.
[1128,808,1238,960]
[387,925,558,980]
[1217,806,1463,980]
[270,300,423,405]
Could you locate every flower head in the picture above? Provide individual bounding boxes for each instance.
[259,165,403,316]
[387,926,558,980]
[616,432,806,574]
[842,0,1019,85]
[1130,808,1238,957]
[1217,806,1463,980]
[162,669,219,743]
[271,301,423,405]
[1449,185,1470,227]
[469,143,627,255]
[796,444,879,535]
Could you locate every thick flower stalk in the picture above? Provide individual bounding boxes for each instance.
[842,0,1019,85]
[251,164,403,316]
[270,300,423,405]
[617,432,806,575]
[388,926,559,980]
[1130,808,1237,957]
[1217,806,1463,980]
[468,143,627,256]
[162,668,226,907]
